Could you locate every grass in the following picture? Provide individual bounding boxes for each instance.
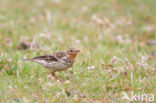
[0,0,156,102]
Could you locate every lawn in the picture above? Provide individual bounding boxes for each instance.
[0,0,155,102]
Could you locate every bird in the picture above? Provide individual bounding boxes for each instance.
[23,48,80,78]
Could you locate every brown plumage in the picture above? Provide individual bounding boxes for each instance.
[24,48,80,78]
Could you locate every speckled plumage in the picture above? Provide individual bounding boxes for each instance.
[32,52,73,72]
[24,48,80,77]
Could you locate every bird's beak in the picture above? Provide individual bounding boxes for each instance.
[76,49,80,52]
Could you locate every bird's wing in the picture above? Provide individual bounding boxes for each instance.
[52,52,67,59]
[32,52,67,62]
[32,55,58,62]
[30,52,72,70]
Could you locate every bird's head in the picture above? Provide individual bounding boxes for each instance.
[66,48,80,61]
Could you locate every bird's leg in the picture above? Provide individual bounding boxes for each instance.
[51,72,59,79]
[51,72,57,78]
[51,72,63,81]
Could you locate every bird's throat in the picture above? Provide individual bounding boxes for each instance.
[68,54,77,62]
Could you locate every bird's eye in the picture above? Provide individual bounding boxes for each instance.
[70,50,73,52]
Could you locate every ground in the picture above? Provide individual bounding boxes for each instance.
[0,0,155,103]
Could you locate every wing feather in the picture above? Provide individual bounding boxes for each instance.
[32,52,67,62]
[32,55,58,62]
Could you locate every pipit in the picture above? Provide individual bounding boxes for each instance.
[24,48,80,78]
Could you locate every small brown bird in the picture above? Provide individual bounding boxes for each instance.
[24,48,80,78]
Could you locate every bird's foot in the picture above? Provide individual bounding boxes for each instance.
[51,72,63,82]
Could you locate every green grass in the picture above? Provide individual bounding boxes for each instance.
[0,0,156,102]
